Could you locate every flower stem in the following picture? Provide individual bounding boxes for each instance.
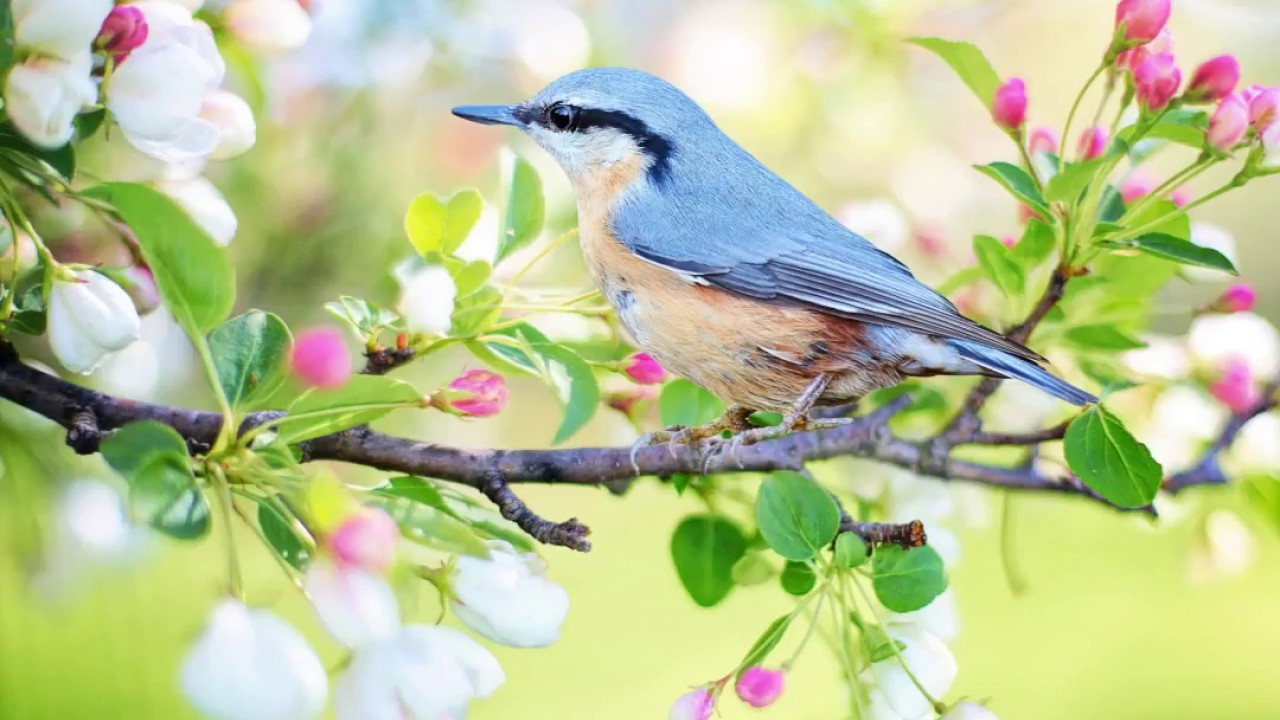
[212,464,245,600]
[1061,63,1109,172]
[1117,157,1216,225]
[849,574,944,713]
[1118,175,1243,241]
[503,227,578,292]
[782,585,828,671]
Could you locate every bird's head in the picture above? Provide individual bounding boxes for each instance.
[453,67,714,187]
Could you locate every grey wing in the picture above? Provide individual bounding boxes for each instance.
[614,194,1042,363]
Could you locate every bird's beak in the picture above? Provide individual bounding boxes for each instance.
[451,104,521,126]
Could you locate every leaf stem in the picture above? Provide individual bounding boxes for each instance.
[782,585,828,671]
[212,464,245,600]
[849,574,944,713]
[1060,63,1109,172]
[502,227,578,292]
[1117,175,1243,241]
[1117,157,1216,225]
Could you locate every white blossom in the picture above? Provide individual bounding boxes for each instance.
[158,174,238,245]
[180,599,328,720]
[224,0,313,54]
[1187,312,1280,379]
[450,540,570,648]
[106,1,226,162]
[47,269,141,374]
[12,0,112,59]
[304,559,400,648]
[201,90,257,160]
[335,626,503,720]
[865,624,957,720]
[4,53,96,148]
[396,264,456,337]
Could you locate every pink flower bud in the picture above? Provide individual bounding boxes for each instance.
[1209,358,1260,413]
[735,667,786,708]
[1169,186,1191,206]
[669,687,715,720]
[1120,173,1154,204]
[1185,55,1240,103]
[1241,84,1266,106]
[290,327,353,389]
[1249,87,1280,132]
[329,507,399,572]
[624,352,668,385]
[1000,235,1017,249]
[605,386,657,417]
[1207,93,1249,150]
[1027,126,1058,156]
[1116,29,1173,73]
[445,369,508,417]
[1115,0,1171,44]
[1134,53,1181,111]
[1212,283,1256,313]
[991,78,1028,131]
[96,6,149,62]
[1076,126,1108,160]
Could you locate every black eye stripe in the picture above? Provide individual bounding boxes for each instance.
[528,104,674,185]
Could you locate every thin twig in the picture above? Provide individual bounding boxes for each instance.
[478,470,592,552]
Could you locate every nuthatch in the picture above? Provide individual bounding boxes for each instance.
[454,68,1094,438]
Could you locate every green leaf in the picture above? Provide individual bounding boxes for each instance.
[1119,109,1209,150]
[755,471,840,561]
[324,296,401,337]
[934,266,984,296]
[375,476,458,516]
[835,532,870,569]
[7,269,46,335]
[670,514,747,607]
[1010,218,1056,269]
[1124,199,1191,241]
[209,311,292,410]
[659,379,725,427]
[101,420,189,474]
[975,162,1049,216]
[404,190,483,257]
[450,286,503,336]
[443,257,492,297]
[1064,325,1147,352]
[1064,405,1162,508]
[1044,159,1106,203]
[871,545,948,612]
[75,108,107,140]
[1243,476,1280,534]
[497,156,545,263]
[83,183,234,336]
[748,410,784,427]
[258,499,311,570]
[737,614,792,677]
[1105,233,1237,274]
[973,235,1024,297]
[906,37,1001,106]
[531,342,600,445]
[780,560,817,596]
[0,124,75,178]
[129,454,211,540]
[277,375,422,444]
[862,624,907,662]
[730,552,777,586]
[0,4,13,71]
[397,502,489,556]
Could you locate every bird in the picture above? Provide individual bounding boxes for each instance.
[453,67,1095,443]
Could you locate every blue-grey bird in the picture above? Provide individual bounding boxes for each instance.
[453,68,1094,435]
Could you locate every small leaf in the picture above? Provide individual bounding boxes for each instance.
[973,235,1025,297]
[975,161,1049,216]
[129,453,210,540]
[659,379,725,428]
[748,410,784,427]
[497,156,545,263]
[1064,325,1147,352]
[209,311,292,410]
[780,560,817,596]
[834,532,870,569]
[277,375,422,444]
[670,514,748,607]
[1044,158,1106,203]
[1118,109,1209,150]
[324,296,401,337]
[1064,405,1162,508]
[443,257,492,296]
[0,123,75,178]
[397,502,489,556]
[101,420,189,474]
[405,189,483,257]
[450,286,503,336]
[905,37,1002,106]
[1125,199,1191,241]
[737,615,793,677]
[529,342,600,445]
[863,625,907,662]
[871,545,948,612]
[934,266,984,297]
[731,552,777,586]
[1010,218,1056,269]
[375,476,458,516]
[83,183,235,337]
[755,471,840,561]
[1106,233,1237,274]
[258,499,311,569]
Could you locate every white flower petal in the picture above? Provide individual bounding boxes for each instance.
[304,559,401,647]
[1187,312,1280,379]
[397,265,456,336]
[12,0,112,60]
[157,174,238,245]
[449,540,570,648]
[866,625,957,720]
[47,270,142,374]
[4,53,96,148]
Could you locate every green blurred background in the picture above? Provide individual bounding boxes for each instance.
[3,0,1280,718]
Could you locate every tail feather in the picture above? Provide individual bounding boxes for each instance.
[950,340,1097,406]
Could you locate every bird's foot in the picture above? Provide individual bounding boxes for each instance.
[724,410,853,447]
[628,406,754,473]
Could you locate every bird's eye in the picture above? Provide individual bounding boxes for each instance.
[546,103,578,131]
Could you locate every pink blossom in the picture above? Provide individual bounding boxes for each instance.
[1117,29,1173,73]
[1209,358,1260,412]
[1185,55,1240,103]
[290,327,353,389]
[1134,53,1181,111]
[1249,87,1280,131]
[1076,126,1108,160]
[669,687,715,720]
[1169,186,1192,206]
[1212,283,1256,314]
[1120,173,1154,204]
[1241,84,1267,106]
[735,667,786,708]
[624,352,668,385]
[329,507,399,573]
[1027,126,1058,155]
[991,78,1027,131]
[1115,0,1172,44]
[96,5,148,62]
[446,369,508,417]
[1207,93,1249,150]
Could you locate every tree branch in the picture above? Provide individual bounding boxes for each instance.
[1164,378,1280,494]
